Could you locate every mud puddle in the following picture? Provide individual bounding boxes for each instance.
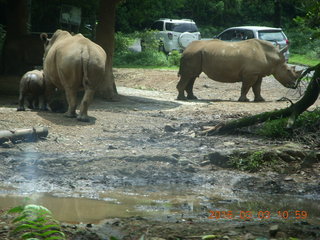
[0,185,319,225]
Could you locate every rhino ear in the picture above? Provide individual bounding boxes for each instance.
[40,33,48,43]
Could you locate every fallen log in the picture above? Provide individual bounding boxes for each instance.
[202,63,320,135]
[0,127,49,144]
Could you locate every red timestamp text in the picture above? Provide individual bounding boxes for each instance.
[208,210,308,220]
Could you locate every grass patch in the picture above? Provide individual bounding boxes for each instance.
[114,65,178,70]
[257,108,320,139]
[229,151,277,172]
[289,54,320,66]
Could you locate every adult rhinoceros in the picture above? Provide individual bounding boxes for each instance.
[40,29,114,121]
[177,39,302,102]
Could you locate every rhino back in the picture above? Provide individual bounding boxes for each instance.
[20,70,44,95]
[43,35,106,90]
[182,39,282,83]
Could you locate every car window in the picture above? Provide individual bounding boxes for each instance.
[219,30,235,40]
[242,30,254,39]
[151,21,163,31]
[258,31,285,41]
[165,22,198,33]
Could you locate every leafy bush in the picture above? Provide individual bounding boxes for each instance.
[168,50,181,66]
[114,49,169,67]
[115,31,136,53]
[8,204,65,240]
[286,28,320,59]
[257,108,320,139]
[134,30,160,52]
[114,30,182,67]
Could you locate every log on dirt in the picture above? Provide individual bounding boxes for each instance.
[202,64,320,135]
[0,127,49,144]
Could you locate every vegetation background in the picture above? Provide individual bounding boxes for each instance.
[0,0,319,67]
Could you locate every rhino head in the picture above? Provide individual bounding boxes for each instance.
[40,30,71,61]
[272,46,302,88]
[273,64,303,89]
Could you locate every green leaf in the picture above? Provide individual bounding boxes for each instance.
[8,206,24,213]
[12,214,28,223]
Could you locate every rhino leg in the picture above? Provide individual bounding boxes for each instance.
[176,76,188,100]
[17,91,26,111]
[78,88,95,122]
[39,94,48,111]
[64,89,77,118]
[33,97,40,109]
[186,77,198,100]
[252,77,265,102]
[177,75,198,100]
[238,80,252,102]
[27,96,35,109]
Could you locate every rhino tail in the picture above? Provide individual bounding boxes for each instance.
[81,47,90,87]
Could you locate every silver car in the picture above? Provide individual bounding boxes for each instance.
[150,18,201,53]
[216,26,290,61]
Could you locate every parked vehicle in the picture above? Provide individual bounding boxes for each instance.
[150,18,201,54]
[215,26,290,61]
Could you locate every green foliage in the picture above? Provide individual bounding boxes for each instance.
[114,50,169,67]
[114,31,181,68]
[134,30,160,51]
[257,108,320,139]
[115,32,136,53]
[257,118,291,138]
[287,28,320,59]
[199,26,222,38]
[289,54,320,66]
[230,151,269,172]
[167,50,181,66]
[8,204,65,240]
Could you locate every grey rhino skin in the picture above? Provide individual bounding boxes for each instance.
[17,69,47,111]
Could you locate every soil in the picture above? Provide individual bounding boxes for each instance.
[0,68,319,239]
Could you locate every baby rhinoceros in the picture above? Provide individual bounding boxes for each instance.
[17,69,47,111]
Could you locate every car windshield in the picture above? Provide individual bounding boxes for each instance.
[165,22,198,33]
[258,30,285,42]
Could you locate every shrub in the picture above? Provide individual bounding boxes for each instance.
[286,28,320,58]
[115,31,135,53]
[114,49,169,67]
[257,108,320,139]
[168,50,181,66]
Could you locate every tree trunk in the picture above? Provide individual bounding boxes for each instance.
[95,0,121,99]
[203,64,320,135]
[6,0,29,37]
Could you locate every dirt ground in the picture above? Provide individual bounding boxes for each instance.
[0,68,320,239]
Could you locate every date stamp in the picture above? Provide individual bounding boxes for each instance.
[208,210,308,220]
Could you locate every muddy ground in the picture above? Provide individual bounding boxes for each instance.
[0,68,319,239]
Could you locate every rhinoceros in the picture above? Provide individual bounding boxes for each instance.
[17,69,47,111]
[40,29,114,122]
[177,39,302,102]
